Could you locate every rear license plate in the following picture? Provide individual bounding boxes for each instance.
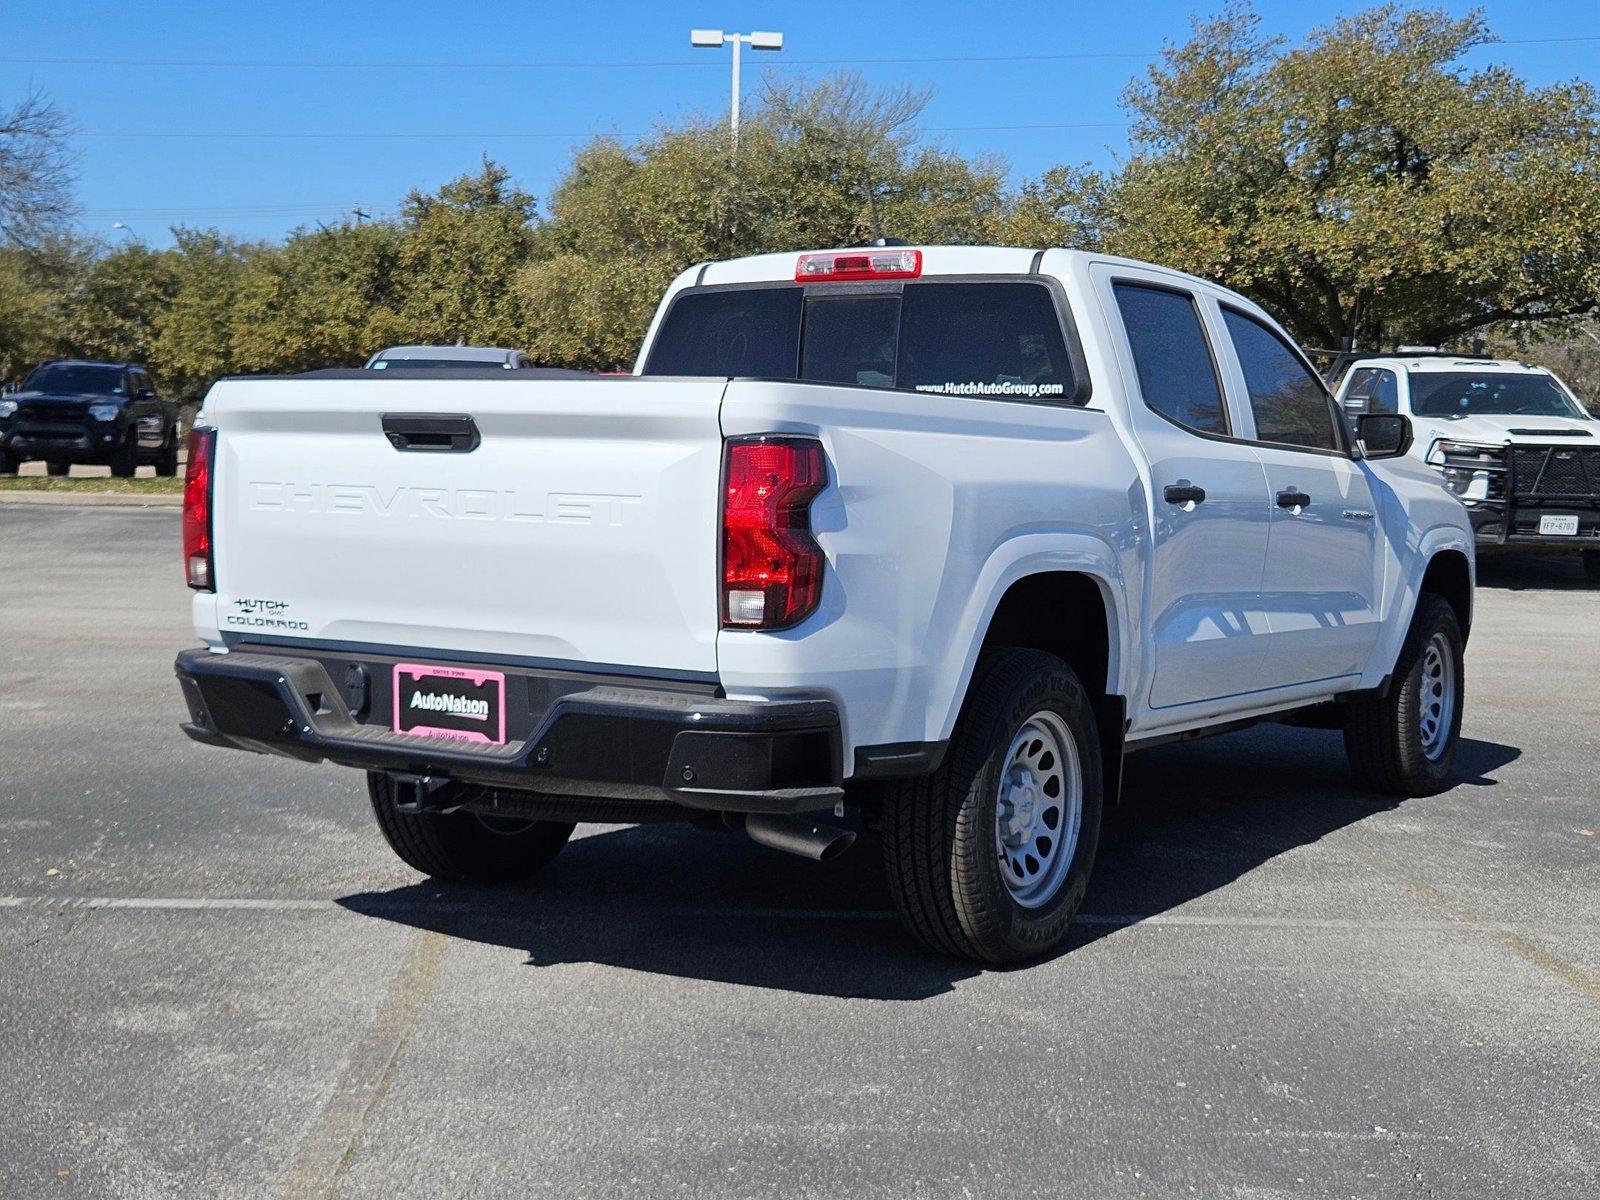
[393,664,506,745]
[1539,515,1580,536]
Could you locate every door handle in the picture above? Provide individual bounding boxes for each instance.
[1163,483,1207,505]
[1276,489,1312,509]
[381,413,481,453]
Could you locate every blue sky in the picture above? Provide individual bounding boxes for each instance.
[3,0,1596,247]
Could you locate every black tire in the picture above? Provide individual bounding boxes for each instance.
[1343,594,1464,797]
[154,430,179,477]
[46,459,70,477]
[0,451,18,475]
[109,433,138,479]
[367,772,574,884]
[880,647,1103,964]
[1582,550,1600,584]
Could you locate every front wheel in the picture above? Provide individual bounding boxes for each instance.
[367,773,574,884]
[154,431,179,477]
[880,648,1103,964]
[109,433,138,479]
[1343,594,1464,796]
[0,451,18,475]
[1582,549,1600,584]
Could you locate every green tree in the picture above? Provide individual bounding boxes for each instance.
[57,241,179,367]
[1027,4,1600,349]
[152,229,259,397]
[0,241,75,379]
[389,159,540,348]
[230,220,401,374]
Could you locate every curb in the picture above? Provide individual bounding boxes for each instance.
[0,490,182,508]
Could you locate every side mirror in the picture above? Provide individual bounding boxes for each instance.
[1356,413,1412,459]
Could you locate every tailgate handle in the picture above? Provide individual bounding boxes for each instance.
[381,413,481,453]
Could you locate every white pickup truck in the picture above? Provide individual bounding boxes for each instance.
[1333,353,1600,579]
[175,245,1475,963]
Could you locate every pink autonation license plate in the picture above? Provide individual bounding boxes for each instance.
[392,663,507,745]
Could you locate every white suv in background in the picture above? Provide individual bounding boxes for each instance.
[1335,354,1600,579]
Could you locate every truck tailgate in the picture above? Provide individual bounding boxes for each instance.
[203,377,726,674]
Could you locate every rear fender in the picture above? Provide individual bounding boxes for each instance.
[935,535,1132,744]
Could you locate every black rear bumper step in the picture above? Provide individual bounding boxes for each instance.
[174,647,843,815]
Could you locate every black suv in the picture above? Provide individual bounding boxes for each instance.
[0,360,180,477]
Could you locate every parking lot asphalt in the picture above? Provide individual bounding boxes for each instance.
[2,504,1596,1199]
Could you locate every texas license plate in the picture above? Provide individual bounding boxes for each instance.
[392,664,506,744]
[1539,514,1580,536]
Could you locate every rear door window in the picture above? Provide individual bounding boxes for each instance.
[1112,283,1228,435]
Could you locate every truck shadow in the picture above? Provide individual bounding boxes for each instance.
[339,726,1519,1002]
[1476,553,1595,591]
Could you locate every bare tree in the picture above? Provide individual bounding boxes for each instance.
[0,91,76,247]
[760,73,931,241]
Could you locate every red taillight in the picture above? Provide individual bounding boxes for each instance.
[795,248,921,282]
[183,428,215,591]
[722,437,827,629]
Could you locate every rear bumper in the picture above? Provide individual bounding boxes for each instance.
[174,647,843,815]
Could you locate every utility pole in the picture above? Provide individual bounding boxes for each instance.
[690,29,783,151]
[351,206,370,225]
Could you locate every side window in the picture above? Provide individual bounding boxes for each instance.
[1370,369,1398,414]
[1112,282,1228,435]
[897,282,1075,402]
[1221,308,1340,451]
[1344,368,1397,415]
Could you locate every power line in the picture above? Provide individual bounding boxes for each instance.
[9,35,1599,72]
[78,121,1130,141]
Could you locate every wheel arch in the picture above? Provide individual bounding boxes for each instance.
[951,563,1130,805]
[980,571,1119,703]
[1420,548,1472,642]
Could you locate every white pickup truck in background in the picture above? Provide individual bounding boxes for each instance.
[175,244,1475,963]
[1333,353,1600,580]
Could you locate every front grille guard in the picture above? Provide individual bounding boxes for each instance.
[1459,446,1600,544]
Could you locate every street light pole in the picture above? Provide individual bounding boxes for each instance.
[690,29,783,151]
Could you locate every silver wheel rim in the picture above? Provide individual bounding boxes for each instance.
[1418,632,1457,761]
[995,710,1083,909]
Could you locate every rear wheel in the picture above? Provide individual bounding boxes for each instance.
[879,648,1103,963]
[0,451,17,475]
[46,460,70,477]
[1582,549,1600,584]
[1343,594,1464,796]
[367,772,574,884]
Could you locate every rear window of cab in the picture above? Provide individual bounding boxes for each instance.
[643,280,1083,404]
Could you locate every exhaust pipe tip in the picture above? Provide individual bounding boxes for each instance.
[744,812,856,862]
